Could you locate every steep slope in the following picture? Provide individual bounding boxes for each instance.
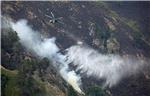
[1,1,150,96]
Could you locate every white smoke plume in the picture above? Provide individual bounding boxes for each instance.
[9,19,84,94]
[66,45,146,87]
[5,18,147,93]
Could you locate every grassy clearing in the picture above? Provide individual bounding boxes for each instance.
[1,66,20,96]
[1,66,18,77]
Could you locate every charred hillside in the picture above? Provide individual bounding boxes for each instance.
[1,1,150,96]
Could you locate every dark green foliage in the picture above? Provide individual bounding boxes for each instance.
[1,29,19,53]
[38,58,50,76]
[17,57,50,82]
[67,86,78,96]
[17,59,35,96]
[85,86,106,96]
[19,76,45,96]
[1,74,9,96]
[17,58,49,96]
[1,28,53,96]
[1,28,23,70]
[18,59,35,76]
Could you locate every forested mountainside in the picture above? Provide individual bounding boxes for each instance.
[1,1,150,96]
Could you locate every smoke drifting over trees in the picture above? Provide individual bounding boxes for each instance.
[4,17,148,95]
[9,19,84,94]
[66,45,146,87]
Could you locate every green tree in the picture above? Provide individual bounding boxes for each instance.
[85,86,106,96]
[1,29,19,53]
[1,74,9,96]
[67,86,78,96]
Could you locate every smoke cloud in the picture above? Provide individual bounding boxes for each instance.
[9,19,84,94]
[5,18,147,93]
[66,45,145,87]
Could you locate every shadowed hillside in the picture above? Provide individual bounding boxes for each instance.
[1,1,150,96]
